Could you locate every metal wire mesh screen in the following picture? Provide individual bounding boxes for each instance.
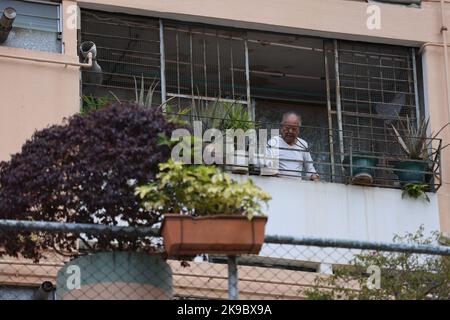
[80,10,161,105]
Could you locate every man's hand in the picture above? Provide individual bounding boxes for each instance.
[310,174,320,181]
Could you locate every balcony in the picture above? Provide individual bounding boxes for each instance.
[175,115,443,242]
[76,8,443,242]
[184,117,443,190]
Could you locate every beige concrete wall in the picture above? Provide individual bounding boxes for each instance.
[422,45,450,238]
[78,0,444,46]
[0,0,79,161]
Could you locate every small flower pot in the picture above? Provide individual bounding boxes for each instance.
[161,214,268,257]
[345,155,377,185]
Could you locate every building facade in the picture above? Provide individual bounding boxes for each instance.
[0,0,449,244]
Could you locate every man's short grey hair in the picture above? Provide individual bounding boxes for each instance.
[281,111,302,126]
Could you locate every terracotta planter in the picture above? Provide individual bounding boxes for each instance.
[161,214,268,257]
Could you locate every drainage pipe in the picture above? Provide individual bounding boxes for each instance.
[0,7,16,44]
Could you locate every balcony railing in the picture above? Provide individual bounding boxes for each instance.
[168,112,442,192]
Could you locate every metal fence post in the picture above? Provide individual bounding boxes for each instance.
[159,19,166,108]
[227,255,239,300]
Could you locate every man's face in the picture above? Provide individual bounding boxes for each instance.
[281,115,300,145]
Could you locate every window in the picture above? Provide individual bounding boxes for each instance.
[246,32,331,179]
[79,9,440,191]
[80,10,160,102]
[0,0,61,53]
[163,21,248,110]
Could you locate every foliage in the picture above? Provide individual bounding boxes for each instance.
[109,75,161,109]
[191,98,254,131]
[305,226,450,300]
[81,75,160,115]
[81,95,111,115]
[110,75,187,125]
[402,183,430,202]
[0,103,176,261]
[135,160,271,220]
[133,75,159,108]
[165,103,191,127]
[391,116,449,160]
[190,97,226,130]
[222,103,254,131]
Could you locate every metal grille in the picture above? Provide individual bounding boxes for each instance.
[80,10,161,104]
[336,41,419,155]
[78,10,434,189]
[163,21,248,108]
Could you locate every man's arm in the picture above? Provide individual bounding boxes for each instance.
[265,137,278,166]
[304,151,319,181]
[299,139,319,181]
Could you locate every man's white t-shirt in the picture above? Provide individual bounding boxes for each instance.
[265,136,317,179]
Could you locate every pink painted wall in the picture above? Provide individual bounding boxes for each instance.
[0,0,80,161]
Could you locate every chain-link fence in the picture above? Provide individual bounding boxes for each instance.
[1,219,449,300]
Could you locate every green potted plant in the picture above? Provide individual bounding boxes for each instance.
[222,102,255,174]
[391,116,448,186]
[190,98,255,174]
[135,160,271,257]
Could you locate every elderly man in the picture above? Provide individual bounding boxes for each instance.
[265,112,319,181]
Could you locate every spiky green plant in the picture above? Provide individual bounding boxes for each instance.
[134,75,159,108]
[391,116,449,160]
[81,95,111,116]
[110,75,160,108]
[190,97,227,130]
[391,116,429,160]
[223,102,254,131]
[190,98,254,131]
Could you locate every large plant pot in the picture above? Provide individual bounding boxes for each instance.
[56,252,172,300]
[349,155,377,185]
[394,160,429,185]
[161,214,267,257]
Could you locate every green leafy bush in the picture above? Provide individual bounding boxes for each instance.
[305,227,450,300]
[0,103,176,260]
[136,160,271,220]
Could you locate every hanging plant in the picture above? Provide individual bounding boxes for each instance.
[402,183,430,202]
